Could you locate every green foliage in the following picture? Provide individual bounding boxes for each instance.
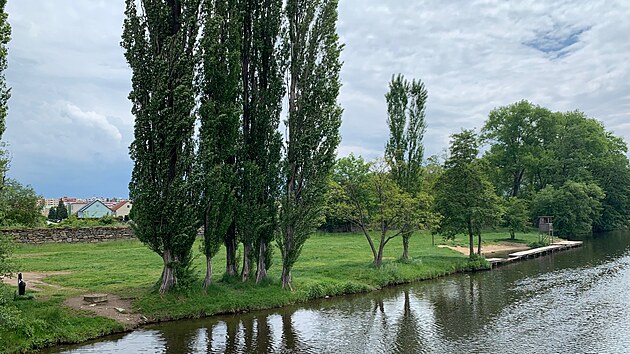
[503,197,530,239]
[384,74,429,259]
[482,101,554,197]
[0,232,14,279]
[55,199,68,220]
[0,293,123,353]
[529,181,604,236]
[385,74,427,195]
[237,0,284,282]
[47,206,57,221]
[0,179,45,227]
[50,215,127,228]
[122,0,201,293]
[527,239,550,248]
[459,253,491,271]
[434,130,502,257]
[279,0,343,288]
[482,102,630,233]
[196,0,242,284]
[331,156,422,266]
[0,0,10,144]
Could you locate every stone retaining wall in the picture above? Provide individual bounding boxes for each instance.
[2,227,134,244]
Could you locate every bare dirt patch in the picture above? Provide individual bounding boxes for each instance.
[64,295,147,327]
[1,271,74,292]
[438,242,530,256]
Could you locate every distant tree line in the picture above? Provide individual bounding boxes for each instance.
[326,99,630,262]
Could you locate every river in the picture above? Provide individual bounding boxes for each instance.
[45,231,630,353]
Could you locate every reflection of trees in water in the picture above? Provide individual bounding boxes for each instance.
[392,290,422,353]
[159,322,199,354]
[155,310,311,353]
[253,315,272,353]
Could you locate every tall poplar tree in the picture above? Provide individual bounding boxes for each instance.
[279,0,343,289]
[197,0,241,287]
[238,0,283,283]
[0,0,10,189]
[122,0,201,294]
[384,74,427,260]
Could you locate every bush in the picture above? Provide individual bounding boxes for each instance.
[50,215,127,228]
[527,240,550,248]
[459,254,491,271]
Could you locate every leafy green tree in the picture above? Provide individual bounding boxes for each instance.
[331,156,420,267]
[502,197,529,240]
[433,130,502,257]
[550,112,630,231]
[56,199,68,220]
[47,206,57,221]
[0,179,44,227]
[384,74,427,260]
[279,0,343,289]
[591,142,630,232]
[0,0,10,189]
[197,0,241,287]
[481,101,555,197]
[530,181,604,237]
[550,111,608,185]
[238,0,283,283]
[122,0,201,294]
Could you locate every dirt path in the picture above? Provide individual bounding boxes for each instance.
[64,295,147,327]
[1,271,74,292]
[438,242,530,256]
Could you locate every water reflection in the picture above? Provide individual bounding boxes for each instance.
[45,232,630,354]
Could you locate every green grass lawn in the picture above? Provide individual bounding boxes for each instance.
[1,229,536,353]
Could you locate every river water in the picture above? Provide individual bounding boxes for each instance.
[46,232,630,353]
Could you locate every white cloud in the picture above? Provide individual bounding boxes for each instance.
[61,102,122,142]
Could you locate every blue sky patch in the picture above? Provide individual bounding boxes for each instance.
[524,26,591,59]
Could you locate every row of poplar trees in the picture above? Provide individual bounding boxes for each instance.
[122,0,342,293]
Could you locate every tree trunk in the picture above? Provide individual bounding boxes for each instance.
[256,241,268,283]
[203,255,213,289]
[510,230,515,240]
[225,221,238,276]
[467,220,474,258]
[241,242,252,281]
[281,263,292,290]
[374,243,384,268]
[477,232,482,255]
[160,249,177,294]
[402,234,410,260]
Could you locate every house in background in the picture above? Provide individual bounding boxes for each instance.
[68,202,87,216]
[77,200,113,219]
[111,201,133,219]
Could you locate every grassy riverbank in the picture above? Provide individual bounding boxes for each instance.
[1,230,539,353]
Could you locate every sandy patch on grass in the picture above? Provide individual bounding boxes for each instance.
[64,295,147,327]
[1,271,74,292]
[438,242,530,256]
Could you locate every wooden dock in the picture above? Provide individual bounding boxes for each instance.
[488,240,583,268]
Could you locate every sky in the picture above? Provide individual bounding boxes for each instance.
[3,1,630,198]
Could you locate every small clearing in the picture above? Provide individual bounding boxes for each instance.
[64,295,147,327]
[438,242,530,256]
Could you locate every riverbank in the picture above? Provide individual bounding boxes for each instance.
[0,230,541,353]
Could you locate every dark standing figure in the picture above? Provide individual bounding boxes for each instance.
[17,272,26,295]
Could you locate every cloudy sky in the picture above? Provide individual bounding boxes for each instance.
[4,1,630,198]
